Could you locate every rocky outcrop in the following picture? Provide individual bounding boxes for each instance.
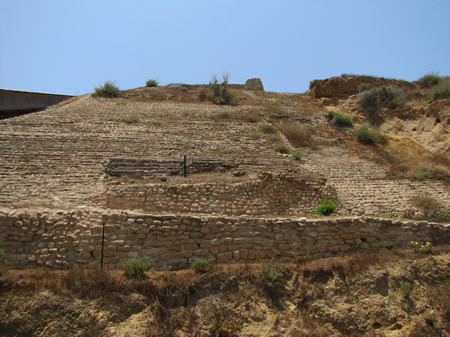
[310,75,416,98]
[245,78,264,91]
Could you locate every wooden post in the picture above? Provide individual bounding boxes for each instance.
[101,222,105,268]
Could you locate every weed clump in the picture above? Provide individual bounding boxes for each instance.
[191,258,211,273]
[328,110,353,127]
[210,74,238,106]
[309,79,320,89]
[355,123,387,145]
[261,263,283,288]
[358,87,406,124]
[410,194,448,221]
[431,76,450,100]
[123,257,149,280]
[278,123,313,147]
[274,144,290,154]
[260,124,277,134]
[293,151,303,161]
[314,195,337,216]
[417,73,440,88]
[358,83,373,92]
[146,79,158,87]
[121,112,140,124]
[94,81,120,98]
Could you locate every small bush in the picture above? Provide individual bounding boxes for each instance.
[260,124,277,134]
[261,263,283,288]
[381,86,406,108]
[121,112,140,124]
[278,123,313,147]
[400,280,412,298]
[358,83,373,92]
[309,79,320,89]
[358,87,406,124]
[355,123,387,145]
[431,76,450,100]
[328,110,353,127]
[123,257,149,280]
[94,80,120,98]
[314,194,337,216]
[293,151,302,161]
[210,74,239,106]
[146,79,158,87]
[410,194,448,220]
[210,111,231,121]
[274,144,290,154]
[418,73,440,88]
[191,258,211,273]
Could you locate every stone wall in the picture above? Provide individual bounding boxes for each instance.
[106,158,239,179]
[106,173,332,217]
[1,207,448,270]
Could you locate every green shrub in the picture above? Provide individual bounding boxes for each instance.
[355,123,387,145]
[293,151,302,161]
[358,87,406,124]
[314,194,337,216]
[418,73,440,88]
[431,77,450,100]
[191,258,211,273]
[309,79,320,89]
[261,263,283,288]
[358,83,373,92]
[121,112,140,124]
[328,110,353,127]
[146,79,158,87]
[123,257,149,280]
[94,80,120,98]
[210,74,239,106]
[381,86,406,108]
[274,144,290,154]
[260,124,277,134]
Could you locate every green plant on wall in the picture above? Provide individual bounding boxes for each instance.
[314,194,337,216]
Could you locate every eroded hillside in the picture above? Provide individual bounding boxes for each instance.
[1,248,448,337]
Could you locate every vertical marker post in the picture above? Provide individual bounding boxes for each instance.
[184,155,187,178]
[101,222,105,268]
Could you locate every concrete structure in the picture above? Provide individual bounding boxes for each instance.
[0,89,72,118]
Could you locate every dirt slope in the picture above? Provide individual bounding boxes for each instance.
[1,248,448,336]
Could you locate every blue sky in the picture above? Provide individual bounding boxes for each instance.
[1,0,449,95]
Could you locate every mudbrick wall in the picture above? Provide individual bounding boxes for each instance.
[106,173,333,217]
[1,207,448,270]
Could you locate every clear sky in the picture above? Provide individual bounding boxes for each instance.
[1,0,449,95]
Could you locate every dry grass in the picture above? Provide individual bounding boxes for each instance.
[277,123,313,147]
[409,193,449,221]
